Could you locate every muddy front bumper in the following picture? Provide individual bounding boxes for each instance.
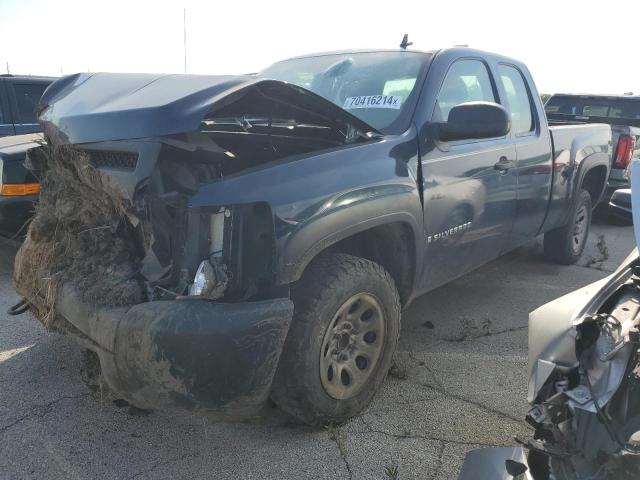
[48,284,294,416]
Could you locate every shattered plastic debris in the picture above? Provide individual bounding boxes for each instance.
[14,144,143,329]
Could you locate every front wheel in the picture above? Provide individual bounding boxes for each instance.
[544,189,592,265]
[271,253,401,425]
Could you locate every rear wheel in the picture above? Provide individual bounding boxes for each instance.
[544,189,592,265]
[271,253,401,425]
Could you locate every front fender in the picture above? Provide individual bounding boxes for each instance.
[275,186,423,284]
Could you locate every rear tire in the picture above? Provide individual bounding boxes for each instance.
[544,189,592,265]
[271,253,401,425]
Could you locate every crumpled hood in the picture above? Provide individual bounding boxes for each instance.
[37,72,379,145]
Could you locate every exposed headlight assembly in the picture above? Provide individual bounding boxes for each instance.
[189,209,229,299]
[189,258,228,298]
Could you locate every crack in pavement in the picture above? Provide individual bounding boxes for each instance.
[415,379,523,424]
[442,325,528,343]
[401,350,525,424]
[0,393,90,434]
[327,424,353,480]
[406,350,444,390]
[430,441,446,480]
[126,452,198,480]
[356,416,506,449]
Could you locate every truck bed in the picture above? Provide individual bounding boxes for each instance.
[543,123,611,230]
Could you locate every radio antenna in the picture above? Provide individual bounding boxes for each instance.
[400,34,412,50]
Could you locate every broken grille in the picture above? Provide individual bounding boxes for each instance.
[86,150,139,171]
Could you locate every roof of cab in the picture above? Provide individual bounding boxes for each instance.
[270,47,526,69]
[276,48,438,61]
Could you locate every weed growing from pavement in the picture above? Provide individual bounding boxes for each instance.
[388,361,408,380]
[326,422,347,458]
[585,234,610,268]
[596,234,609,261]
[384,464,399,479]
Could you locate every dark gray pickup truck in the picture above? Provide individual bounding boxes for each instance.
[13,47,612,425]
[545,94,640,206]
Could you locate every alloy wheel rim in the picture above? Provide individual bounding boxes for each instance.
[319,293,385,400]
[572,205,588,254]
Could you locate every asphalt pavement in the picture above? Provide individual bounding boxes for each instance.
[0,219,635,479]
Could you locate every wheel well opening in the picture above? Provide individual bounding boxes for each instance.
[320,222,415,306]
[581,166,607,206]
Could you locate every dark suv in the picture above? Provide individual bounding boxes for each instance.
[0,75,55,137]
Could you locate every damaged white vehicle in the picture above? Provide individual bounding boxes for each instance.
[458,164,640,479]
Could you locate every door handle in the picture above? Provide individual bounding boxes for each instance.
[494,156,514,173]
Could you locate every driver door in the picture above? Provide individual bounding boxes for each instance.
[419,58,517,291]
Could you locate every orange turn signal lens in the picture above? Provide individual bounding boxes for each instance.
[0,183,40,196]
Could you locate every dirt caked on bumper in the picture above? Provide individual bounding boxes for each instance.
[49,284,294,416]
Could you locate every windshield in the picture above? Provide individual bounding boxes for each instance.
[258,52,430,133]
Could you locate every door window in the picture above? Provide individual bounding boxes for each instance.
[498,65,534,135]
[433,59,496,122]
[13,83,47,124]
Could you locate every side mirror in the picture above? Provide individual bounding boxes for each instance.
[438,101,511,142]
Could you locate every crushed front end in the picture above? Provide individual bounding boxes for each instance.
[13,140,295,415]
[12,72,376,415]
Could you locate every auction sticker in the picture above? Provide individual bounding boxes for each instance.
[343,95,403,110]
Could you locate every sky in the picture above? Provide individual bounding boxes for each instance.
[0,0,636,95]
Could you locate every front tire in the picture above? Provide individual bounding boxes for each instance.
[271,253,401,425]
[544,189,592,265]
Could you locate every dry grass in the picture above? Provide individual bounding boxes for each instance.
[13,143,143,328]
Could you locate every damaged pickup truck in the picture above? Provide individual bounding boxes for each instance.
[12,47,612,425]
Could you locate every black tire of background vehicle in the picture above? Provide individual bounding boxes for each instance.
[271,253,401,425]
[543,189,592,265]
